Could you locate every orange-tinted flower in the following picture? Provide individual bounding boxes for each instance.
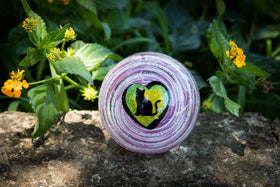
[1,87,13,97]
[2,80,22,98]
[22,80,29,89]
[1,69,29,98]
[10,69,25,81]
[61,0,70,5]
[226,41,246,68]
[48,0,70,5]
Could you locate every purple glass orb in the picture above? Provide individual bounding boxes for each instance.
[99,52,200,154]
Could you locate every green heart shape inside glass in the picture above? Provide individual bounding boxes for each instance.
[122,81,169,129]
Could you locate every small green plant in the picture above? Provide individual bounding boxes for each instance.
[1,0,122,140]
[204,4,271,116]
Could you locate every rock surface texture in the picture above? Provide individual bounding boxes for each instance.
[0,111,279,186]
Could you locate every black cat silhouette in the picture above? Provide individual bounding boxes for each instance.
[134,88,161,116]
[122,81,169,129]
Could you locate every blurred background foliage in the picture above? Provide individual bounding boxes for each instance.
[0,0,279,119]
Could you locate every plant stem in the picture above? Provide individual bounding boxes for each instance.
[63,76,84,90]
[271,44,280,57]
[28,77,58,86]
[61,40,66,52]
[238,85,246,113]
[29,70,83,90]
[29,32,38,46]
[28,73,67,86]
[266,39,272,56]
[218,60,225,73]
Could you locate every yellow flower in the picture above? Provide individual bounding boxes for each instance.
[47,47,63,62]
[226,41,246,68]
[64,27,77,42]
[1,69,29,98]
[80,86,98,102]
[64,48,76,57]
[22,18,37,33]
[202,99,212,112]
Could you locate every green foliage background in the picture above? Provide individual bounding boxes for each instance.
[1,0,280,119]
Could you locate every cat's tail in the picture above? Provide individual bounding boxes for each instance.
[152,100,161,115]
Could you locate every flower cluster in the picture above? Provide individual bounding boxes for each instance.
[48,0,70,5]
[47,47,63,62]
[1,69,29,98]
[226,41,246,68]
[22,18,38,33]
[64,27,77,42]
[80,85,98,102]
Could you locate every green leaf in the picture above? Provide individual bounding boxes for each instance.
[189,70,207,89]
[207,94,226,113]
[169,32,201,53]
[28,83,59,139]
[71,40,86,51]
[7,100,22,111]
[165,1,193,31]
[209,76,240,116]
[246,53,280,80]
[8,27,32,55]
[54,57,93,84]
[101,22,111,41]
[216,0,226,15]
[21,0,47,42]
[232,70,256,90]
[105,9,126,33]
[19,47,43,67]
[238,62,271,78]
[39,24,69,50]
[207,16,230,62]
[77,0,96,14]
[30,12,47,42]
[208,76,227,98]
[92,59,115,81]
[49,64,69,112]
[147,2,170,55]
[165,1,204,53]
[252,25,280,40]
[79,9,111,41]
[21,0,32,16]
[215,71,227,82]
[224,97,240,116]
[75,43,122,71]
